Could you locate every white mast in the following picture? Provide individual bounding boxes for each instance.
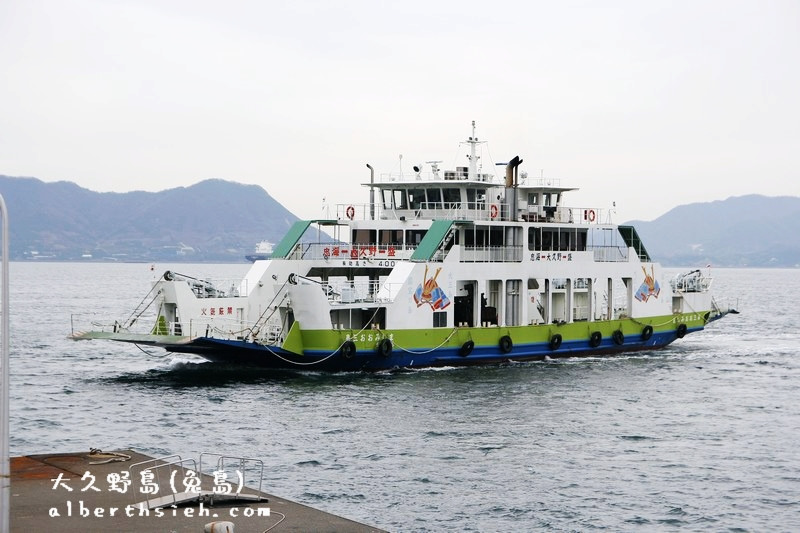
[464,120,484,181]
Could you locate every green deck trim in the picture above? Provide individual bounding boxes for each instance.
[410,220,454,261]
[293,312,707,353]
[618,225,651,262]
[281,321,304,355]
[272,221,313,259]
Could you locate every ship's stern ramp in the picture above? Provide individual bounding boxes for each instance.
[69,329,192,347]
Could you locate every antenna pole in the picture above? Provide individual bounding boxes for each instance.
[0,193,9,533]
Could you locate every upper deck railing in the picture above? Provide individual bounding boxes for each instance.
[336,203,606,224]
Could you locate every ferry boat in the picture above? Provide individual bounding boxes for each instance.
[71,123,734,371]
[245,240,274,262]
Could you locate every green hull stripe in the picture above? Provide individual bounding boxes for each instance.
[287,312,708,352]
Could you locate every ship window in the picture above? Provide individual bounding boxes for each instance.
[528,227,541,250]
[443,188,461,208]
[466,188,487,210]
[433,311,447,327]
[381,189,392,210]
[406,229,427,246]
[528,193,539,205]
[393,189,408,209]
[379,229,403,245]
[559,229,571,251]
[408,189,425,210]
[352,229,376,245]
[542,230,553,251]
[577,230,587,251]
[426,188,442,209]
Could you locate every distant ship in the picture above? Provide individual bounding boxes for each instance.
[245,240,274,262]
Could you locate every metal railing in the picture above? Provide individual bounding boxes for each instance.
[461,245,523,262]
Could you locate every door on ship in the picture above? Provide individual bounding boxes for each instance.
[454,282,475,327]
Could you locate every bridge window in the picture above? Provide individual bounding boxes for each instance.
[443,188,460,208]
[426,188,442,209]
[408,189,425,210]
[392,189,408,209]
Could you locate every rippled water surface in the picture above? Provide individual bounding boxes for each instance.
[8,262,800,531]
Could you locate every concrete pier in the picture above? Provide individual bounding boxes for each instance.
[11,449,385,532]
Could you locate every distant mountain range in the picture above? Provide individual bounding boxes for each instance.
[1,175,798,266]
[0,175,299,262]
[629,195,800,267]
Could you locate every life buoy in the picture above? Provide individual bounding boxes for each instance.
[459,340,475,357]
[345,205,355,220]
[490,204,499,219]
[587,209,596,222]
[589,331,602,348]
[549,333,562,351]
[641,325,653,341]
[499,335,513,353]
[376,338,392,357]
[676,323,688,338]
[340,340,356,359]
[612,329,624,345]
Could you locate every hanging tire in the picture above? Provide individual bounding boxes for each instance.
[612,330,624,345]
[589,331,602,348]
[499,335,513,354]
[549,333,562,351]
[459,340,475,357]
[376,338,392,357]
[641,325,653,341]
[676,323,688,338]
[340,340,356,359]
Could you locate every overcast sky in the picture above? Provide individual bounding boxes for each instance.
[2,0,798,223]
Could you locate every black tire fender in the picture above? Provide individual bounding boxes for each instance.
[376,338,392,357]
[459,340,475,357]
[340,340,356,359]
[589,331,602,348]
[499,335,513,354]
[549,333,563,351]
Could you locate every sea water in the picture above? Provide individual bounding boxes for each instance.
[7,262,800,531]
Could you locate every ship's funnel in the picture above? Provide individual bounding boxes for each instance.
[505,156,522,187]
